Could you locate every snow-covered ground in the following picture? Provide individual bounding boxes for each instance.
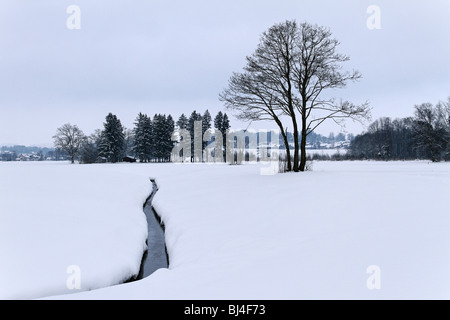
[0,162,150,299]
[306,148,347,156]
[1,161,450,299]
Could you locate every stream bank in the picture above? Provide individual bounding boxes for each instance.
[134,178,169,281]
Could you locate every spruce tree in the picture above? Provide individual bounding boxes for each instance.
[222,113,230,134]
[188,110,202,139]
[143,115,153,160]
[202,110,212,150]
[214,111,223,133]
[132,113,152,162]
[175,114,189,161]
[222,113,231,161]
[163,115,175,161]
[188,111,202,162]
[98,113,125,163]
[176,113,189,130]
[151,114,163,161]
[132,113,145,161]
[202,110,212,134]
[213,111,231,161]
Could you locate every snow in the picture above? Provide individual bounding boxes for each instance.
[0,162,149,299]
[306,148,346,156]
[1,161,450,299]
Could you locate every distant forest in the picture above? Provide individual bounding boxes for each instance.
[346,100,450,162]
[3,99,449,163]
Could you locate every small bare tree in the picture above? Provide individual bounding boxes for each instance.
[53,123,86,163]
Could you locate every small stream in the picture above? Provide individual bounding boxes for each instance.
[135,178,169,280]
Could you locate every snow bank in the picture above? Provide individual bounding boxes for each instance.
[0,162,149,299]
[2,161,450,299]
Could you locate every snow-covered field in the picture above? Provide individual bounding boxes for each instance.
[0,162,150,299]
[1,160,449,299]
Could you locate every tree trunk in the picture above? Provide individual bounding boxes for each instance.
[292,116,300,172]
[273,117,291,172]
[299,116,307,172]
[281,129,291,172]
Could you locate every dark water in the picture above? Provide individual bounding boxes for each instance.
[136,179,168,280]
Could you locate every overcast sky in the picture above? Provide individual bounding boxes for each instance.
[0,0,449,146]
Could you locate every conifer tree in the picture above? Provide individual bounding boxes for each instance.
[202,110,212,150]
[213,111,231,162]
[176,113,189,130]
[151,114,163,161]
[163,114,175,161]
[132,113,152,162]
[222,113,230,134]
[214,111,223,133]
[188,111,202,162]
[98,113,125,163]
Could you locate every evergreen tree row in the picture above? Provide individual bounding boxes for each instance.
[73,110,231,164]
[133,109,231,163]
[131,113,175,162]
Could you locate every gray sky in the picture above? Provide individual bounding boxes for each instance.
[0,0,449,146]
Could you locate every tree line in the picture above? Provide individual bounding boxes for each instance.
[349,99,450,162]
[53,110,230,164]
[55,19,372,170]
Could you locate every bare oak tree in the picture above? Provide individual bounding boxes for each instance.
[220,20,371,172]
[53,123,86,163]
[293,22,371,171]
[219,72,294,171]
[220,21,298,171]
